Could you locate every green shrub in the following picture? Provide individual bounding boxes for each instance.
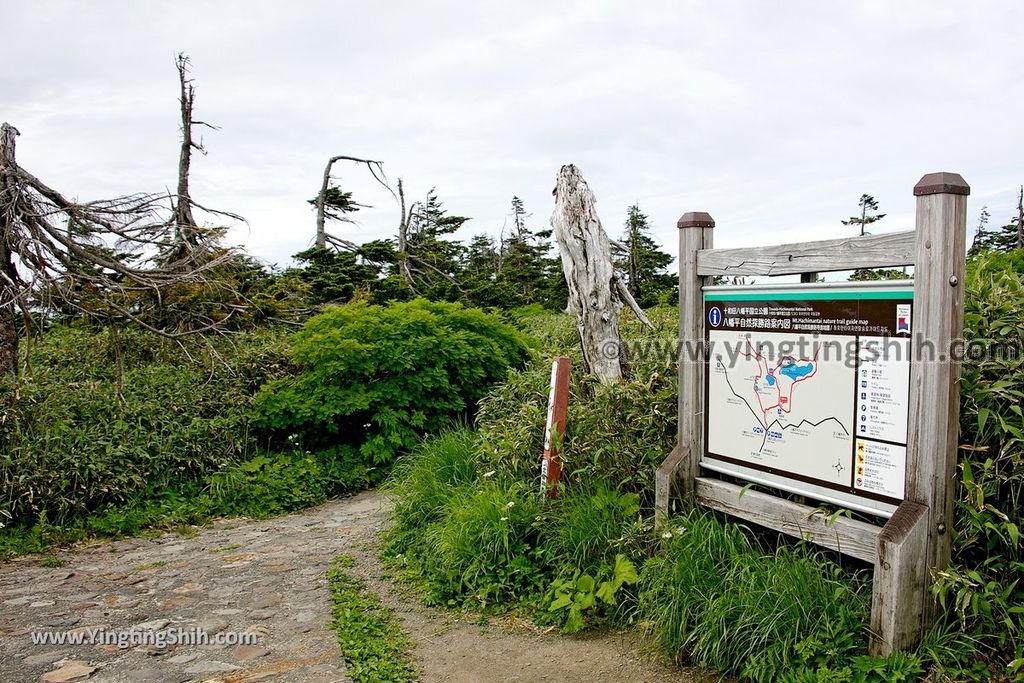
[384,429,479,555]
[0,326,290,528]
[545,553,639,633]
[476,366,676,502]
[203,452,327,518]
[474,306,677,502]
[636,510,873,682]
[933,251,1024,675]
[254,299,530,464]
[636,510,754,658]
[0,447,378,557]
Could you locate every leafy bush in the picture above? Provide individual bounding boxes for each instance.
[254,298,530,464]
[476,368,677,501]
[933,251,1024,675]
[0,326,290,528]
[476,307,678,502]
[0,447,378,558]
[636,510,754,658]
[546,553,638,633]
[422,479,545,606]
[541,482,642,572]
[385,429,479,554]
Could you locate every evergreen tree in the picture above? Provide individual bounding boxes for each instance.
[842,194,886,236]
[288,246,382,305]
[395,188,468,301]
[839,194,909,281]
[511,195,529,239]
[460,233,506,308]
[493,196,552,308]
[971,188,1024,253]
[612,204,675,308]
[307,186,366,224]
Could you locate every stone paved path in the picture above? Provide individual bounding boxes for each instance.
[0,492,704,683]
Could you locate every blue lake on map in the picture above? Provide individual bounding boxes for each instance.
[778,361,815,380]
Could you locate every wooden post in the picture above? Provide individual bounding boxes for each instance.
[542,356,571,497]
[870,500,929,654]
[903,172,969,619]
[675,212,714,504]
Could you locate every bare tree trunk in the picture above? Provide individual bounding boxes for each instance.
[0,248,16,378]
[396,178,414,290]
[174,54,200,247]
[1017,186,1023,250]
[314,154,386,250]
[628,225,640,298]
[315,159,333,249]
[551,164,651,382]
[0,123,20,376]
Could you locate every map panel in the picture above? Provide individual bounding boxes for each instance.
[702,287,913,507]
[708,331,854,487]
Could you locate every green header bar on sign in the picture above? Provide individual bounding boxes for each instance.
[704,289,913,302]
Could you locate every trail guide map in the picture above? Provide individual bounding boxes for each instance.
[703,286,913,508]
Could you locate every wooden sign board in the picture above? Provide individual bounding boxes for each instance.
[656,172,970,656]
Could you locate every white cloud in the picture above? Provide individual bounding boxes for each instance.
[2,0,1020,267]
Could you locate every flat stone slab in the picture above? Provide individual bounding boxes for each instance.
[0,492,385,683]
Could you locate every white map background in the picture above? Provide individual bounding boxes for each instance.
[707,331,854,487]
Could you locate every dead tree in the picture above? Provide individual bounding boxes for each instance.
[396,178,415,288]
[551,164,651,382]
[0,121,239,376]
[313,155,388,250]
[393,180,465,295]
[1017,186,1023,250]
[168,54,242,265]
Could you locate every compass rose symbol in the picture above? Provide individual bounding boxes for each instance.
[833,460,845,476]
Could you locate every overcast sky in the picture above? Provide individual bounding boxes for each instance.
[3,1,1020,270]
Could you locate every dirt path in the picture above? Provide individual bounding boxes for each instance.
[0,492,705,683]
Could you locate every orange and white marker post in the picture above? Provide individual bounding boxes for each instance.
[541,356,571,497]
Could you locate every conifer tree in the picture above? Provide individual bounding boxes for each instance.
[971,188,1024,253]
[612,204,675,308]
[842,194,886,236]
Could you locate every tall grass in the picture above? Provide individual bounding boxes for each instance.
[541,481,643,572]
[636,510,882,682]
[385,428,479,553]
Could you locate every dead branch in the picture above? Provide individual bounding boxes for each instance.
[315,154,392,249]
[0,121,246,375]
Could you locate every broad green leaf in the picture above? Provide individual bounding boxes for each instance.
[613,554,639,585]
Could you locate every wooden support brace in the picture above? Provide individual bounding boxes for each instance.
[655,445,685,526]
[697,230,916,277]
[870,500,929,655]
[695,476,881,562]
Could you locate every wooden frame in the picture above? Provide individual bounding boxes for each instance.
[656,172,969,655]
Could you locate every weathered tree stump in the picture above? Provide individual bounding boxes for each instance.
[551,164,651,382]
